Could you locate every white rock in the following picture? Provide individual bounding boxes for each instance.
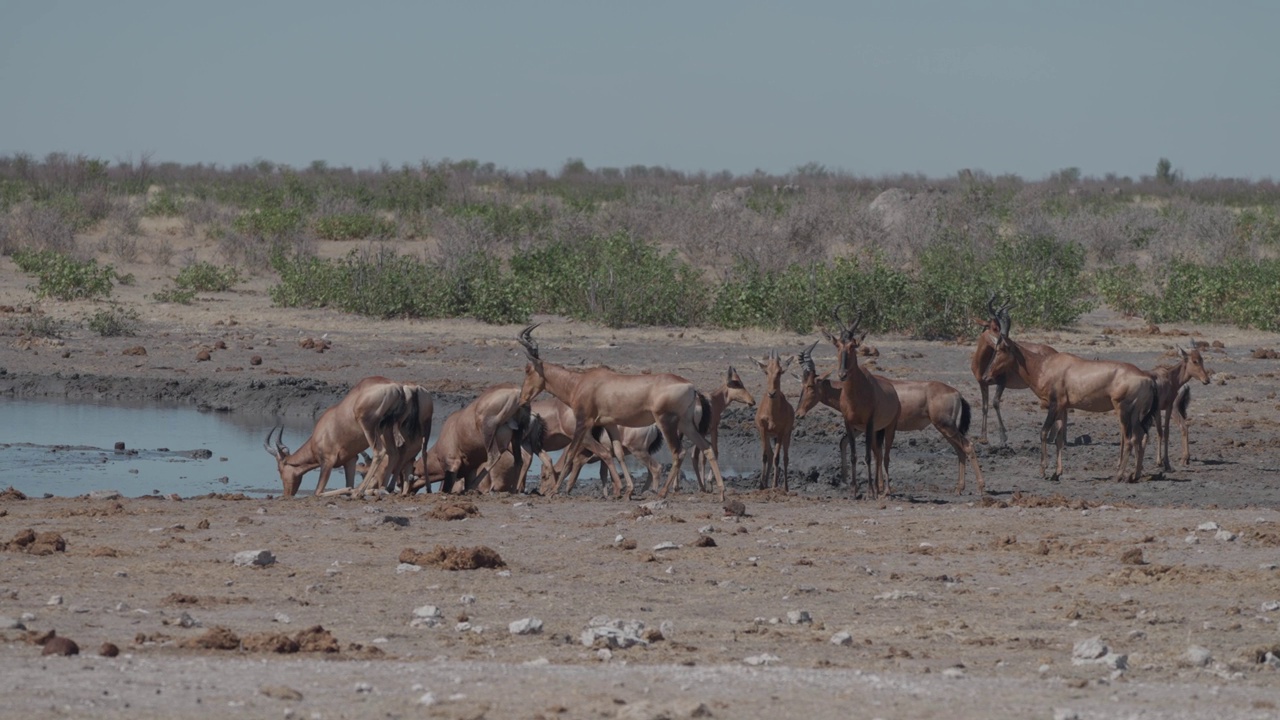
[233,550,275,567]
[1184,645,1213,667]
[46,595,63,606]
[88,489,122,500]
[0,616,24,630]
[523,657,550,666]
[455,622,472,632]
[1072,636,1108,661]
[830,631,854,646]
[413,605,442,619]
[1197,521,1219,531]
[596,648,613,661]
[786,610,813,625]
[274,612,291,624]
[659,620,674,639]
[1053,710,1080,720]
[354,682,373,694]
[509,617,543,635]
[418,692,436,706]
[614,534,625,544]
[699,525,715,534]
[1214,529,1237,542]
[653,541,680,551]
[640,500,669,511]
[395,563,421,574]
[874,590,922,601]
[178,611,199,628]
[1260,600,1280,612]
[1184,535,1199,545]
[1265,652,1280,668]
[941,667,965,679]
[460,594,476,605]
[743,653,780,666]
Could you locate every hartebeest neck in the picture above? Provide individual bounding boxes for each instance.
[1001,339,1048,397]
[538,361,583,405]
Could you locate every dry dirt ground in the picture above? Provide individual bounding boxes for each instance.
[2,231,1280,719]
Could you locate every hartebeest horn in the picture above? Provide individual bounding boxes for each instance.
[986,293,999,320]
[517,323,541,360]
[263,426,285,458]
[996,311,1011,339]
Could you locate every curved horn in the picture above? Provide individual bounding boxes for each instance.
[997,311,1011,338]
[264,426,283,458]
[517,323,541,359]
[986,292,999,319]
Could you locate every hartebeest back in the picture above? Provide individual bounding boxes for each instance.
[517,325,729,501]
[984,313,1158,482]
[264,377,432,498]
[412,383,528,494]
[691,367,756,493]
[518,396,665,496]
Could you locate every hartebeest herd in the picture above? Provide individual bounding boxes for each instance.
[266,298,1215,501]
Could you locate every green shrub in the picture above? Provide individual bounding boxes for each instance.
[144,189,186,217]
[313,213,395,240]
[983,234,1094,328]
[174,261,241,292]
[15,314,64,338]
[11,249,118,300]
[152,285,197,304]
[87,304,140,336]
[1094,264,1147,316]
[233,205,305,237]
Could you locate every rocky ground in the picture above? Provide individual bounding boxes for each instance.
[3,232,1280,718]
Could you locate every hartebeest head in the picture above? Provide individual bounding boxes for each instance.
[516,323,545,404]
[982,311,1017,383]
[263,426,306,497]
[828,307,867,381]
[794,340,822,418]
[753,350,795,398]
[724,366,757,407]
[1178,344,1213,386]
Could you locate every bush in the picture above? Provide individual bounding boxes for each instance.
[11,249,118,300]
[173,261,241,292]
[87,304,140,336]
[144,188,186,217]
[313,213,395,240]
[152,285,197,304]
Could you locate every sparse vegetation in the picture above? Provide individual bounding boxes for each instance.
[2,152,1279,332]
[86,303,140,336]
[11,249,119,301]
[173,261,241,292]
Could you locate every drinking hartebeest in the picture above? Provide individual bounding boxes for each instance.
[796,343,985,495]
[971,296,1058,446]
[827,310,900,499]
[516,324,728,501]
[264,376,433,498]
[1146,344,1213,471]
[984,313,1158,482]
[411,383,529,494]
[753,351,795,492]
[690,367,757,493]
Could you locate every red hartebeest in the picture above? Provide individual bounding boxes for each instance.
[517,396,665,496]
[971,296,1058,446]
[827,310,900,499]
[516,325,727,501]
[1146,344,1213,471]
[410,383,528,494]
[690,367,757,493]
[753,350,795,492]
[796,343,985,495]
[983,313,1158,482]
[264,377,433,498]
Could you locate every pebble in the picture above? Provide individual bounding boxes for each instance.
[1214,529,1237,542]
[581,618,649,648]
[47,595,63,606]
[1072,636,1108,661]
[1197,521,1219,531]
[418,692,437,706]
[941,667,966,679]
[653,541,680,551]
[1260,601,1280,612]
[395,563,421,574]
[88,489,122,500]
[42,636,79,656]
[233,549,276,567]
[0,615,24,630]
[1184,646,1213,667]
[460,594,476,605]
[411,605,442,629]
[274,612,291,624]
[1052,710,1080,720]
[830,631,854,646]
[786,610,812,625]
[509,618,544,635]
[354,682,373,694]
[743,653,780,666]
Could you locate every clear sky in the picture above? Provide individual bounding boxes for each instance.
[2,1,1276,180]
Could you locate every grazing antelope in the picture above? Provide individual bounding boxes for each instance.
[516,324,729,501]
[827,309,900,499]
[690,367,757,493]
[410,383,529,494]
[1146,344,1213,471]
[264,377,433,498]
[753,350,795,492]
[971,296,1058,445]
[983,313,1158,482]
[796,343,985,495]
[517,396,665,496]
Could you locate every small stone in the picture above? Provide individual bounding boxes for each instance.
[460,594,476,605]
[640,500,669,511]
[47,594,63,606]
[509,618,543,635]
[395,563,421,574]
[196,349,212,362]
[786,610,812,625]
[941,666,966,679]
[274,612,291,624]
[653,541,680,551]
[98,642,119,657]
[0,615,24,630]
[1072,636,1108,661]
[1185,534,1199,544]
[1197,521,1220,531]
[260,685,304,701]
[1053,710,1080,720]
[418,692,436,706]
[743,653,780,666]
[42,636,79,656]
[249,355,262,366]
[830,631,854,646]
[1215,529,1237,542]
[1183,645,1213,667]
[233,550,275,567]
[413,605,442,619]
[1260,600,1280,612]
[354,682,373,694]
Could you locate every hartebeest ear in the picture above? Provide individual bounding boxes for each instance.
[856,332,868,345]
[781,355,795,370]
[727,366,736,379]
[821,330,837,347]
[1178,346,1189,359]
[751,357,768,371]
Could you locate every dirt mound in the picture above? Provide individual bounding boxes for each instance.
[0,486,27,501]
[3,529,66,555]
[293,625,340,653]
[399,545,506,570]
[181,626,241,650]
[425,500,480,520]
[241,632,300,654]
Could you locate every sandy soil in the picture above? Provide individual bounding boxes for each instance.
[2,230,1280,719]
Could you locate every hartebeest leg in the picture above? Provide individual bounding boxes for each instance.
[1038,405,1057,479]
[1176,408,1190,467]
[977,381,990,445]
[780,435,790,493]
[863,424,878,500]
[879,425,896,498]
[991,382,1009,447]
[759,435,773,490]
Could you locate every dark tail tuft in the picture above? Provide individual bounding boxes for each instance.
[647,427,665,455]
[591,425,605,442]
[696,391,712,436]
[1137,380,1159,434]
[1174,385,1191,419]
[526,413,547,454]
[958,397,972,437]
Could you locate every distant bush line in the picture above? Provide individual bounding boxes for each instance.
[3,152,1280,333]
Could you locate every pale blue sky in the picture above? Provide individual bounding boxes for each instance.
[2,1,1276,180]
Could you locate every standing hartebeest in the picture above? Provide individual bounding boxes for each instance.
[410,383,529,494]
[796,343,985,495]
[971,296,1058,446]
[827,309,900,499]
[516,324,728,501]
[690,367,757,493]
[753,350,795,492]
[516,396,665,496]
[264,376,433,498]
[983,313,1158,482]
[1146,344,1213,471]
